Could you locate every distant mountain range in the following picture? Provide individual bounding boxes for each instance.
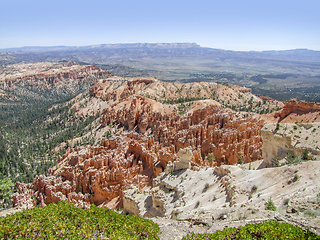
[1,43,320,63]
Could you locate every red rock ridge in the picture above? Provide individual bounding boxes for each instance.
[0,62,112,88]
[275,98,320,120]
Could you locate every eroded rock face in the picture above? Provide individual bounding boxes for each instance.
[14,132,166,209]
[12,77,265,210]
[175,147,193,171]
[275,99,320,120]
[0,62,112,89]
[102,102,264,166]
[0,62,112,101]
[123,161,320,220]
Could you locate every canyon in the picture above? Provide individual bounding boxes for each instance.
[12,75,266,210]
[1,62,320,238]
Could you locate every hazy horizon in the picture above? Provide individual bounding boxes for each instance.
[1,0,319,51]
[0,42,319,53]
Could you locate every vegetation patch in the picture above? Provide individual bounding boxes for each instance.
[0,201,160,239]
[183,220,320,239]
[0,95,100,186]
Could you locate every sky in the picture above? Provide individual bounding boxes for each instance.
[1,0,320,51]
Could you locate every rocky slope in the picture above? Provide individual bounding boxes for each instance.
[150,159,320,239]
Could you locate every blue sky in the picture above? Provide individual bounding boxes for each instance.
[1,0,319,51]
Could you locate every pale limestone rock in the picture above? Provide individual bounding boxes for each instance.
[261,123,320,166]
[214,165,231,177]
[175,147,192,171]
[165,161,174,174]
[122,188,140,216]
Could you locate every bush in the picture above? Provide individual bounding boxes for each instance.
[0,201,160,239]
[206,153,215,164]
[302,149,309,160]
[285,152,299,165]
[237,155,243,164]
[271,157,280,167]
[265,198,277,211]
[293,174,299,183]
[183,220,320,239]
[0,178,13,201]
[0,178,14,208]
[251,185,258,193]
[202,183,210,193]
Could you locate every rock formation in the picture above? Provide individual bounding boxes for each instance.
[275,99,320,120]
[12,75,265,210]
[13,132,167,209]
[0,62,112,89]
[101,98,264,166]
[261,122,320,166]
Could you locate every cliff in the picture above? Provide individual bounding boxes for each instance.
[275,99,320,120]
[0,62,112,94]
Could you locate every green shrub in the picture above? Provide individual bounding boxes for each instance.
[183,220,320,239]
[265,198,277,211]
[285,152,299,165]
[302,149,309,160]
[206,153,215,164]
[271,157,280,167]
[0,178,14,201]
[0,201,160,239]
[0,178,14,208]
[237,155,243,164]
[293,174,299,183]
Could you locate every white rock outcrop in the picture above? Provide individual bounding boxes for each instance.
[261,123,320,166]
